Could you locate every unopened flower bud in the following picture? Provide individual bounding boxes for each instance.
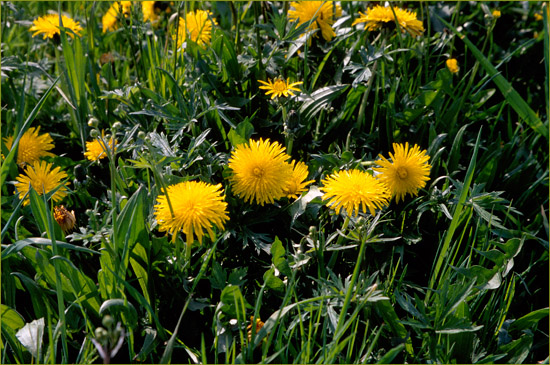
[95,327,108,340]
[89,129,100,139]
[88,117,99,128]
[102,315,114,329]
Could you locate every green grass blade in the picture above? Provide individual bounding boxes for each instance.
[428,129,482,299]
[438,15,548,140]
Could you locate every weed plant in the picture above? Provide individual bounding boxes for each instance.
[1,1,549,364]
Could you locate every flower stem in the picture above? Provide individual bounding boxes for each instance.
[334,227,368,336]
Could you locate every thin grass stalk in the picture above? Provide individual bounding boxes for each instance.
[40,190,68,363]
[326,215,350,270]
[427,129,482,303]
[160,237,220,364]
[333,224,368,336]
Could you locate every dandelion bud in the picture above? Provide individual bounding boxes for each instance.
[88,117,99,128]
[102,315,114,329]
[90,129,100,139]
[95,327,108,340]
[54,205,76,234]
[137,131,146,139]
[111,122,122,131]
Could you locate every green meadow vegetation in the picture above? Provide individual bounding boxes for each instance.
[1,1,549,363]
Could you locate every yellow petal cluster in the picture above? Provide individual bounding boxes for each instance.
[84,134,117,162]
[102,1,132,33]
[374,142,431,203]
[321,169,390,217]
[173,9,217,50]
[283,160,314,199]
[288,1,342,41]
[446,58,460,74]
[352,5,424,37]
[3,126,55,167]
[154,181,229,246]
[29,14,82,39]
[258,78,303,99]
[15,161,69,206]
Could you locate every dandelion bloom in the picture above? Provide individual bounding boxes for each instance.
[84,134,117,161]
[142,1,171,25]
[352,5,424,37]
[3,126,55,167]
[154,181,229,246]
[142,1,158,24]
[29,14,82,39]
[288,1,342,41]
[102,1,132,33]
[492,10,501,19]
[54,205,76,233]
[173,10,217,49]
[228,138,293,205]
[258,78,303,99]
[374,142,431,203]
[15,161,69,206]
[446,58,459,74]
[247,316,265,342]
[321,169,390,217]
[283,160,314,199]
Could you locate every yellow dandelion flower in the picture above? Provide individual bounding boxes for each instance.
[288,1,342,41]
[173,10,218,50]
[84,133,117,161]
[29,14,82,39]
[492,10,501,19]
[142,1,159,25]
[154,181,229,246]
[247,316,265,342]
[54,205,76,233]
[102,1,132,33]
[352,5,424,37]
[258,78,303,99]
[534,13,543,21]
[3,126,55,167]
[283,160,314,199]
[321,169,390,217]
[374,142,431,203]
[228,138,293,206]
[446,58,459,74]
[15,161,69,206]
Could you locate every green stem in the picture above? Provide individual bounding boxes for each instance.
[254,2,263,74]
[326,215,350,270]
[282,104,294,155]
[356,34,385,132]
[334,228,368,336]
[43,195,68,362]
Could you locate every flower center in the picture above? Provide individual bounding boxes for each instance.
[253,167,265,178]
[285,181,298,194]
[397,167,408,179]
[272,80,287,92]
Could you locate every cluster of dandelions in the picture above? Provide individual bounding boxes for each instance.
[6,125,119,233]
[153,139,314,246]
[321,142,432,218]
[4,127,68,209]
[29,1,426,51]
[21,1,432,248]
[153,139,431,247]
